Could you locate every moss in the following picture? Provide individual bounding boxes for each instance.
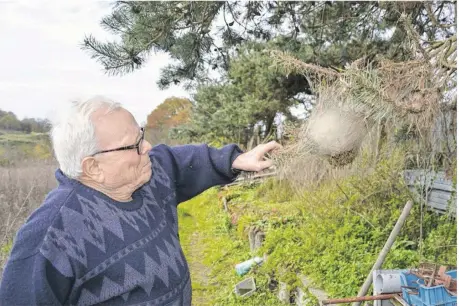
[178,149,457,305]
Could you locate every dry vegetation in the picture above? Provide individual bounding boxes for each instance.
[269,22,456,186]
[0,159,57,278]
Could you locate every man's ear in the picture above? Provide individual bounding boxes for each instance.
[81,157,104,183]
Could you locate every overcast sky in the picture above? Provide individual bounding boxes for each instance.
[0,1,189,125]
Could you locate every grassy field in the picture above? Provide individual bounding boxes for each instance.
[0,130,52,165]
[0,129,48,142]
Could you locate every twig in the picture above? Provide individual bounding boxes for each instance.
[226,3,248,32]
[335,182,376,229]
[0,186,35,247]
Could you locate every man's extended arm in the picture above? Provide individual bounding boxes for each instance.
[150,143,243,204]
[149,141,281,204]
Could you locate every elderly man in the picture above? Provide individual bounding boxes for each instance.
[0,97,280,306]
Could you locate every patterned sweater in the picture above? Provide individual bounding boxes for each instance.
[0,144,242,306]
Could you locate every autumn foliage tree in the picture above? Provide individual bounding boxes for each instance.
[146,97,192,145]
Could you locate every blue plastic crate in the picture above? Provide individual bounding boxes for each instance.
[400,270,457,306]
[400,271,422,305]
[447,271,457,279]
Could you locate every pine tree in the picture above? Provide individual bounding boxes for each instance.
[82,1,454,89]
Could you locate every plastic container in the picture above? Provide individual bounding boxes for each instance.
[234,277,256,297]
[400,271,422,305]
[235,257,264,276]
[400,270,457,306]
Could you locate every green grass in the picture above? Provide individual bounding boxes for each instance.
[0,131,52,164]
[179,186,285,305]
[0,241,12,256]
[0,129,23,135]
[0,131,49,144]
[178,149,457,305]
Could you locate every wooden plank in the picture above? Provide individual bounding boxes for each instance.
[428,207,448,215]
[427,202,455,212]
[428,198,455,211]
[405,179,454,189]
[426,201,450,212]
[403,169,455,219]
[429,190,454,201]
[427,201,455,213]
[404,170,452,189]
[431,182,455,192]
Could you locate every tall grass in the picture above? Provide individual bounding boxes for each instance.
[0,159,57,277]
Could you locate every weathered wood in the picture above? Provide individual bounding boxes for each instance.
[431,182,455,192]
[403,170,456,216]
[430,190,454,200]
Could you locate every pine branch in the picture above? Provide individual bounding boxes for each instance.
[100,6,133,35]
[82,35,141,76]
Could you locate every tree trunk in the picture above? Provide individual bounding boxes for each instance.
[243,125,252,149]
[376,119,387,163]
[265,113,276,140]
[248,125,260,150]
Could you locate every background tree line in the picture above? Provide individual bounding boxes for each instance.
[0,110,51,134]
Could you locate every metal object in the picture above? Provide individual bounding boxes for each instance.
[392,293,410,306]
[322,294,396,304]
[400,268,457,305]
[410,264,457,292]
[353,201,413,306]
[373,269,408,306]
[234,277,257,297]
[374,270,407,294]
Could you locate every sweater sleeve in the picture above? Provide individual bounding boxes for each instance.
[0,251,74,306]
[150,143,243,204]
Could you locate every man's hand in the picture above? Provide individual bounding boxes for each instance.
[232,141,282,172]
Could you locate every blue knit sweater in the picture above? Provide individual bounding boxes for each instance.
[0,144,242,306]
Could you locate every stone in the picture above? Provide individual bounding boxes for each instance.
[277,282,290,304]
[253,231,265,251]
[298,274,329,302]
[294,287,310,306]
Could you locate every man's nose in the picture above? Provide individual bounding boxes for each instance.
[141,140,153,154]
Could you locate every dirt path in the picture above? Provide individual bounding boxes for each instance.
[188,231,212,306]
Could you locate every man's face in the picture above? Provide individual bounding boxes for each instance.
[92,108,153,192]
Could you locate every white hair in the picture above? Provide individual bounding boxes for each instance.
[50,96,122,179]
